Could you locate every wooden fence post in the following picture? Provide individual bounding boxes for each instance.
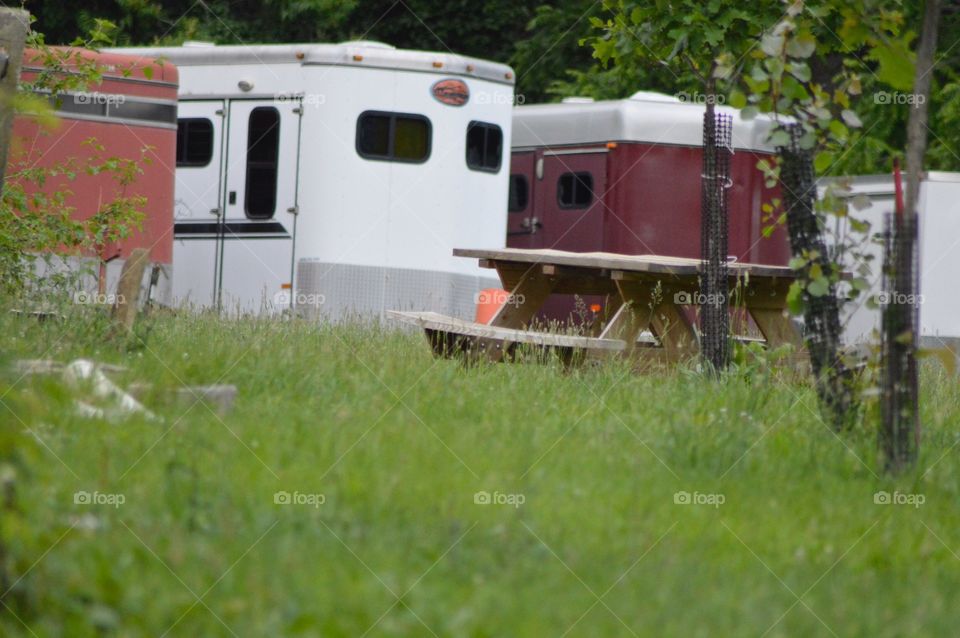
[0,9,29,193]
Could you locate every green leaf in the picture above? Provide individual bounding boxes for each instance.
[788,62,811,82]
[868,37,916,91]
[782,76,809,100]
[761,33,784,57]
[740,106,759,121]
[850,194,872,211]
[807,277,830,297]
[728,90,747,109]
[786,34,816,59]
[787,281,805,314]
[841,109,863,128]
[768,130,791,147]
[814,151,834,173]
[829,119,849,140]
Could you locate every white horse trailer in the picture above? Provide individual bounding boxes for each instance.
[109,41,515,319]
[821,172,960,356]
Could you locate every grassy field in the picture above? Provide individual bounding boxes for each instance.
[1,304,959,637]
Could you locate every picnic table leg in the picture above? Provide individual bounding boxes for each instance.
[748,307,804,349]
[488,264,556,329]
[467,264,555,364]
[616,281,699,364]
[599,300,646,358]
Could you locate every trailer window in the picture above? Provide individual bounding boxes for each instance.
[466,121,503,172]
[508,175,528,212]
[176,118,214,167]
[558,172,593,209]
[245,107,281,219]
[356,111,431,163]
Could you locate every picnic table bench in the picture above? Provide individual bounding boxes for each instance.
[390,248,805,369]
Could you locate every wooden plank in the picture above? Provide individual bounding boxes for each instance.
[454,247,796,279]
[111,248,150,335]
[494,262,617,296]
[388,311,625,351]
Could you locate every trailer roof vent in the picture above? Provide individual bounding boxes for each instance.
[561,97,595,104]
[182,40,216,48]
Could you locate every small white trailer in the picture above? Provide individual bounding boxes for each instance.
[109,41,515,319]
[822,172,960,355]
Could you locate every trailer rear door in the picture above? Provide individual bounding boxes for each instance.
[218,99,302,313]
[537,149,606,252]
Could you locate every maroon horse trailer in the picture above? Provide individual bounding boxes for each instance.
[508,91,790,261]
[506,91,791,321]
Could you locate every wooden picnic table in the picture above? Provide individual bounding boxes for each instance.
[389,248,805,369]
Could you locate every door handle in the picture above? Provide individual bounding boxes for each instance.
[228,191,237,205]
[520,217,542,234]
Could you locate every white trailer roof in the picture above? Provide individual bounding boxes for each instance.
[820,171,960,196]
[108,41,515,86]
[512,91,778,152]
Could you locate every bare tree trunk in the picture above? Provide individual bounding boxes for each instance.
[905,0,940,211]
[882,0,940,472]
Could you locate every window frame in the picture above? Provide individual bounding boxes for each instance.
[243,106,281,220]
[465,120,503,173]
[176,117,215,168]
[355,110,432,164]
[557,171,594,210]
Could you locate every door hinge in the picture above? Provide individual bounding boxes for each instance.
[293,107,303,115]
[286,206,299,215]
[215,109,224,116]
[209,207,222,216]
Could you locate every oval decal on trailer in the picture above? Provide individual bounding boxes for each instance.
[431,79,469,106]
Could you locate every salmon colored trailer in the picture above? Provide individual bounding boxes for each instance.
[506,91,791,321]
[9,48,178,301]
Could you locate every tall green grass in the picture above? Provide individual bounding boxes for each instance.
[1,304,959,637]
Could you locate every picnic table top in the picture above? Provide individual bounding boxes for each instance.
[453,248,797,279]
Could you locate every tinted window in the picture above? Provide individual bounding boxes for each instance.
[357,111,431,163]
[466,121,503,172]
[558,172,593,209]
[110,101,177,126]
[176,118,214,167]
[244,107,280,219]
[508,174,528,212]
